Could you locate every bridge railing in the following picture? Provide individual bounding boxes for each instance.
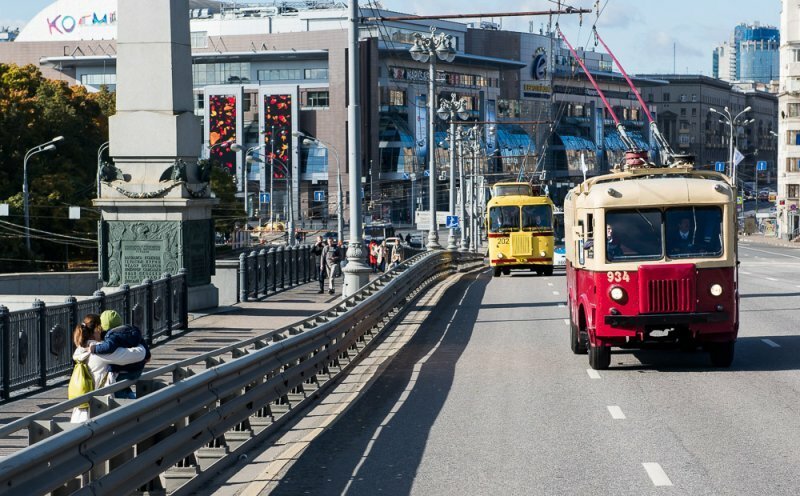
[0,271,188,401]
[0,250,482,496]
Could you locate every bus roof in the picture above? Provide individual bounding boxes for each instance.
[568,174,733,210]
[488,195,555,208]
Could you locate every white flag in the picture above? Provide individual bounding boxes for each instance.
[580,153,587,183]
[733,148,745,167]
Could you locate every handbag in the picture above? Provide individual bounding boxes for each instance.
[68,360,94,409]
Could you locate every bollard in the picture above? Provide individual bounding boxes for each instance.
[258,249,267,298]
[249,250,258,299]
[0,305,10,400]
[279,246,286,290]
[33,300,47,388]
[239,252,248,303]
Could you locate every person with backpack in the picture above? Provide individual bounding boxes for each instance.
[70,313,147,423]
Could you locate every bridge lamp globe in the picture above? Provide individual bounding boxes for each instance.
[409,41,428,63]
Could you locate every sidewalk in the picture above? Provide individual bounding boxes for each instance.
[738,233,800,250]
[0,276,360,434]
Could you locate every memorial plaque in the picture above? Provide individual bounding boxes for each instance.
[122,241,164,283]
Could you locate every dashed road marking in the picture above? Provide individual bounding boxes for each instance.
[762,339,781,348]
[548,282,554,287]
[740,271,751,275]
[766,277,779,282]
[741,245,800,260]
[553,291,560,296]
[607,406,626,419]
[563,319,570,325]
[642,463,673,487]
[587,369,601,379]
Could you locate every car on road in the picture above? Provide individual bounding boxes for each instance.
[553,245,566,268]
[321,231,338,243]
[758,189,770,201]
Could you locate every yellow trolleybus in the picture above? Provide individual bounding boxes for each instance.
[486,182,555,277]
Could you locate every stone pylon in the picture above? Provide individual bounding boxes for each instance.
[94,0,219,310]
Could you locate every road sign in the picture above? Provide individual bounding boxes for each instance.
[715,161,725,172]
[733,148,744,167]
[791,204,798,211]
[259,192,271,204]
[736,196,743,205]
[402,172,410,180]
[313,191,324,202]
[757,161,767,171]
[423,170,430,177]
[0,204,8,216]
[68,206,81,220]
[446,215,459,229]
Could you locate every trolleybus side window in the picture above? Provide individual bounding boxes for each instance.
[665,207,723,258]
[605,209,663,262]
[490,206,520,233]
[521,205,552,230]
[586,213,594,259]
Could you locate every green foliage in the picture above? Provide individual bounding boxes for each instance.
[209,162,242,234]
[0,64,115,272]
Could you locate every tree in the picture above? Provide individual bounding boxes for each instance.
[0,64,114,272]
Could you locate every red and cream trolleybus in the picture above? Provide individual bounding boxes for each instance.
[564,156,739,370]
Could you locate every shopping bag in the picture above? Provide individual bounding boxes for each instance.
[68,361,94,408]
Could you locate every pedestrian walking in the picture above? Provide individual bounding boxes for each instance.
[321,237,342,294]
[312,235,325,293]
[368,240,378,272]
[377,240,389,272]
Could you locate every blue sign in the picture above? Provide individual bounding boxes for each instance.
[259,192,270,204]
[313,190,325,202]
[446,215,459,229]
[715,161,725,172]
[423,170,430,177]
[757,161,767,171]
[402,172,410,180]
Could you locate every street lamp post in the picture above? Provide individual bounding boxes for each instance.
[23,136,64,254]
[248,151,295,244]
[437,93,469,250]
[295,132,343,243]
[409,27,457,250]
[710,106,751,185]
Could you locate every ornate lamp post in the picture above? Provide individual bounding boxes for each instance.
[437,93,470,250]
[409,27,457,250]
[295,132,343,243]
[710,106,752,186]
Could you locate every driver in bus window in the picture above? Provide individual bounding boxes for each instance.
[669,217,694,254]
[606,224,623,260]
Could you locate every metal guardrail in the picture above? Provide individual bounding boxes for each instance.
[0,272,189,401]
[0,251,482,495]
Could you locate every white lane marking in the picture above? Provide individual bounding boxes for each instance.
[607,406,626,420]
[762,339,781,348]
[741,245,800,260]
[558,303,566,308]
[739,271,751,275]
[642,463,673,487]
[553,291,560,296]
[587,369,601,379]
[563,319,570,325]
[547,282,554,287]
[765,277,779,282]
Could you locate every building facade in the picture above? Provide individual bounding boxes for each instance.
[713,22,780,84]
[778,0,800,239]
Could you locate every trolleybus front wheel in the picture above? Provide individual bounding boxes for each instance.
[589,343,611,370]
[569,310,587,355]
[493,267,502,277]
[543,265,553,276]
[708,341,735,368]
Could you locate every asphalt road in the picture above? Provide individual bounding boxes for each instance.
[265,244,800,495]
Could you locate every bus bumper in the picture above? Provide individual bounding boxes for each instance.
[604,312,730,328]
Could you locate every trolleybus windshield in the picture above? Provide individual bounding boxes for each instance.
[605,207,724,262]
[521,205,552,231]
[493,184,532,197]
[665,207,723,258]
[489,206,521,232]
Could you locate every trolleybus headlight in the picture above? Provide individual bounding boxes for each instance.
[497,252,504,259]
[609,286,626,302]
[540,250,546,257]
[710,284,723,297]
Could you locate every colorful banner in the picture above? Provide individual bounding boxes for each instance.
[415,94,428,167]
[264,94,292,179]
[208,94,237,175]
